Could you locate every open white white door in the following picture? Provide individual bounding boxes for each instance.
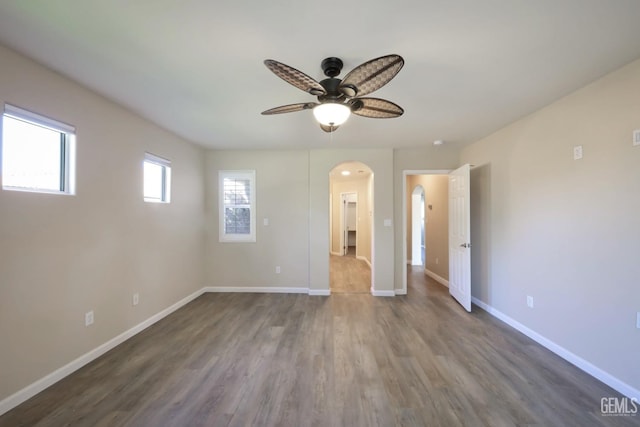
[449,164,471,312]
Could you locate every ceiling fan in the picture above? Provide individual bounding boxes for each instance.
[261,54,404,132]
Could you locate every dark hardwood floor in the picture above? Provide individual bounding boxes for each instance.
[1,267,637,426]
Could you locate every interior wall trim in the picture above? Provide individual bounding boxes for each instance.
[205,286,309,294]
[424,268,449,288]
[471,296,640,400]
[371,289,395,297]
[356,255,372,268]
[0,287,206,417]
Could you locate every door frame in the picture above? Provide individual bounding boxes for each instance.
[411,185,425,266]
[400,169,451,295]
[339,192,358,256]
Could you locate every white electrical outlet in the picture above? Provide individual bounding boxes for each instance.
[275,266,281,274]
[573,145,583,160]
[633,130,640,147]
[85,310,94,326]
[263,218,269,226]
[526,296,534,308]
[636,312,640,329]
[133,293,139,306]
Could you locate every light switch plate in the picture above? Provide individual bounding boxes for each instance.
[85,311,94,326]
[383,219,392,227]
[573,145,583,160]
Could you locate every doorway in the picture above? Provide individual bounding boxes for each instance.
[341,192,357,256]
[402,170,451,295]
[329,161,373,293]
[411,185,425,266]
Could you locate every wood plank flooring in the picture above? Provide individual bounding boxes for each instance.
[330,248,371,294]
[1,267,637,426]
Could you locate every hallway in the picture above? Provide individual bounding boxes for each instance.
[329,248,371,294]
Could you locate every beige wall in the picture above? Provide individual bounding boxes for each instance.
[0,45,205,402]
[363,173,373,265]
[329,175,372,264]
[205,148,460,296]
[204,149,395,294]
[461,58,640,392]
[406,175,449,280]
[204,150,310,288]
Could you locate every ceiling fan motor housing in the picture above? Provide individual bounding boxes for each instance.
[321,57,343,77]
[318,77,343,101]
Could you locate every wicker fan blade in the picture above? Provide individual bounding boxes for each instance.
[339,55,404,98]
[350,98,404,119]
[264,60,327,95]
[261,103,317,115]
[320,124,339,133]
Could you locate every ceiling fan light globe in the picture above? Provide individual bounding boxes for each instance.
[313,103,351,127]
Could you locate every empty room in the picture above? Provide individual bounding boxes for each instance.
[0,1,639,426]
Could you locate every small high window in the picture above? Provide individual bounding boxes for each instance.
[219,170,256,242]
[144,153,171,203]
[2,104,75,194]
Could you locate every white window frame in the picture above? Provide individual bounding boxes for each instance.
[143,152,171,203]
[2,104,76,195]
[219,170,256,243]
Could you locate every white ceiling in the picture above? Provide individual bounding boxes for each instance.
[1,1,640,150]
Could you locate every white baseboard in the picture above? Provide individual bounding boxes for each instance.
[356,255,372,268]
[371,288,395,297]
[471,296,640,400]
[425,268,449,288]
[208,285,331,296]
[395,289,407,296]
[0,287,205,417]
[205,286,308,294]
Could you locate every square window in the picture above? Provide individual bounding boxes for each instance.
[2,104,75,194]
[219,170,256,242]
[144,153,171,203]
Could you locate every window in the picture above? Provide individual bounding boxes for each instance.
[2,104,75,194]
[219,170,256,242]
[144,153,171,203]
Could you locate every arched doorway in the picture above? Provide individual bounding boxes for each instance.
[329,161,373,293]
[411,185,425,266]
